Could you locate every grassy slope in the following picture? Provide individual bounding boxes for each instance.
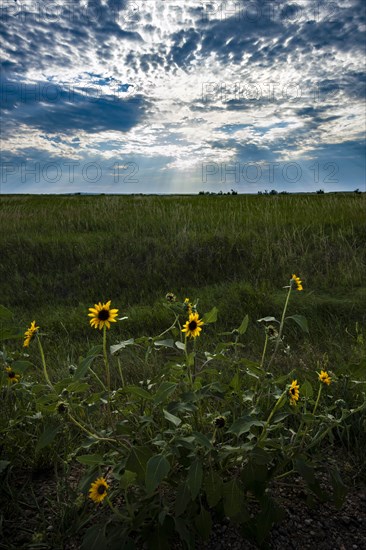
[0,193,365,369]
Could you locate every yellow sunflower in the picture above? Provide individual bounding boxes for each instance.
[182,312,204,338]
[5,366,20,384]
[318,370,331,385]
[88,300,119,330]
[88,477,109,504]
[184,297,193,314]
[23,320,39,347]
[289,379,300,406]
[291,274,303,291]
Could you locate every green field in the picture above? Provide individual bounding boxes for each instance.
[0,193,365,366]
[1,193,366,549]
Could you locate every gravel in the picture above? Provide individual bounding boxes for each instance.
[2,461,365,549]
[202,477,366,550]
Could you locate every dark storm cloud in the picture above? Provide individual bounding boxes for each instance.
[0,70,148,134]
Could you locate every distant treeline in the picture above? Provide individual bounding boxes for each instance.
[198,189,363,195]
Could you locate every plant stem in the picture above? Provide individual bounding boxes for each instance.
[258,390,286,444]
[312,383,323,416]
[117,358,125,388]
[37,335,54,389]
[89,367,107,392]
[67,412,117,443]
[275,469,295,480]
[184,335,192,386]
[234,334,239,360]
[260,332,269,369]
[299,384,323,450]
[193,336,197,379]
[156,313,179,339]
[268,283,292,367]
[103,325,111,391]
[106,497,127,521]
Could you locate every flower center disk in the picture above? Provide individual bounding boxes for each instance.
[98,309,110,321]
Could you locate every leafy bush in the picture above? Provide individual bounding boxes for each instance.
[1,276,365,548]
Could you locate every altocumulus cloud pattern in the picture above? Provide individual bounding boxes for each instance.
[0,0,365,193]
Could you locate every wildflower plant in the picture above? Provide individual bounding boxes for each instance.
[0,278,365,549]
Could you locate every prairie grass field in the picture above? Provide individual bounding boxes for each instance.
[1,192,366,549]
[0,193,365,366]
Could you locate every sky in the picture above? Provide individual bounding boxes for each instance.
[0,0,365,194]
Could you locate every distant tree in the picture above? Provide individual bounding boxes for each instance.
[198,191,205,195]
[279,191,289,195]
[231,189,238,195]
[269,189,278,195]
[354,188,361,194]
[316,189,325,194]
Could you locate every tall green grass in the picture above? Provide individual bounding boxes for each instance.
[0,193,365,367]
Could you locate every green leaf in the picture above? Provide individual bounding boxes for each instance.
[301,380,314,399]
[167,401,196,415]
[126,446,153,482]
[330,466,347,509]
[154,339,175,348]
[186,351,195,367]
[124,385,153,401]
[163,409,182,427]
[175,341,185,351]
[119,470,137,490]
[204,470,222,507]
[301,412,317,424]
[294,456,325,500]
[110,338,134,355]
[81,525,108,550]
[187,460,203,500]
[272,411,290,424]
[202,307,218,324]
[154,381,177,405]
[228,416,265,437]
[147,523,171,550]
[75,353,99,380]
[175,518,194,548]
[286,314,309,333]
[223,479,243,518]
[238,314,249,335]
[66,381,90,393]
[192,431,213,449]
[194,507,212,541]
[145,454,170,494]
[175,482,192,517]
[0,460,11,474]
[11,360,33,373]
[250,447,272,465]
[76,454,104,466]
[294,456,316,485]
[255,494,285,545]
[240,359,262,377]
[36,423,61,451]
[229,372,241,393]
[241,462,268,497]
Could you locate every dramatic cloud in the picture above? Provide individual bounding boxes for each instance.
[0,0,365,193]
